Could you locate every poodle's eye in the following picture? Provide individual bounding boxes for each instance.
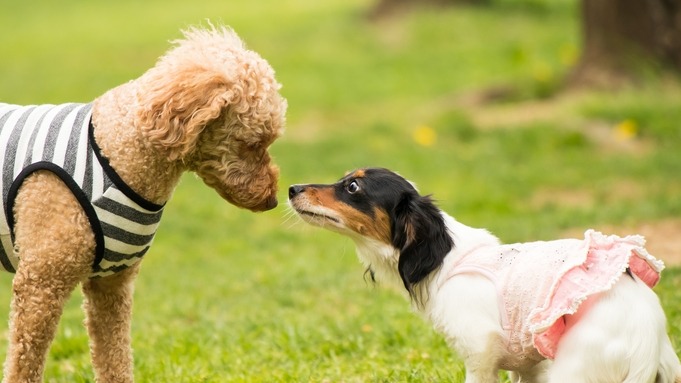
[346,181,360,194]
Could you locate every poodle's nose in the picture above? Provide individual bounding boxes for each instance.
[249,195,278,212]
[288,185,306,200]
[265,195,278,210]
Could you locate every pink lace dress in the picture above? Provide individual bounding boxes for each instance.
[444,230,664,359]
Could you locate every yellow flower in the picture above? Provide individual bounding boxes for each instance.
[614,119,638,141]
[532,62,553,83]
[413,125,436,147]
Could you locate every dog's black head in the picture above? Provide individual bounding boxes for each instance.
[289,168,453,297]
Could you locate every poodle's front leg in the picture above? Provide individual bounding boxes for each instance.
[2,265,82,383]
[2,171,96,383]
[82,263,140,383]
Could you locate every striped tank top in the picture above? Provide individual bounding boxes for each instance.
[0,103,164,278]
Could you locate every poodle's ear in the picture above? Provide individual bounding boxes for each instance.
[137,66,234,161]
[391,192,453,297]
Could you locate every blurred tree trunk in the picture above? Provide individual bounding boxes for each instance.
[570,0,681,87]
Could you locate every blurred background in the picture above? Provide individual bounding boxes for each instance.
[1,0,680,381]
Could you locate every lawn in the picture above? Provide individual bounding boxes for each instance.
[1,0,680,381]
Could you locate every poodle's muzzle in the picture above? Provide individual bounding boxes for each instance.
[255,194,278,211]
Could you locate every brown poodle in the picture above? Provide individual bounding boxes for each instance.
[0,25,286,382]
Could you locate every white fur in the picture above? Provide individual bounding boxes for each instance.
[353,213,681,383]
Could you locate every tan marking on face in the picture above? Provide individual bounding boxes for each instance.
[352,169,366,178]
[305,186,391,244]
[305,185,335,206]
[363,207,391,244]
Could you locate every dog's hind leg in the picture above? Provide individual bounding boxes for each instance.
[82,263,140,383]
[509,360,550,383]
[655,333,681,383]
[549,276,666,383]
[3,172,95,383]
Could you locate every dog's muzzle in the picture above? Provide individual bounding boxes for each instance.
[288,184,306,200]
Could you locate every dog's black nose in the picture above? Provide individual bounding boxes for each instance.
[288,185,306,200]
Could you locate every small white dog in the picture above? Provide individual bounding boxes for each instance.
[289,167,681,382]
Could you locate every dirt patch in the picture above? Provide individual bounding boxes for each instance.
[460,88,652,154]
[529,180,646,211]
[562,219,681,266]
[366,0,453,20]
[529,188,594,210]
[464,95,580,130]
[578,120,653,155]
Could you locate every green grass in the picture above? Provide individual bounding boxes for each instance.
[1,0,680,381]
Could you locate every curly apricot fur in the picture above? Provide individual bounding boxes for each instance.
[2,24,285,383]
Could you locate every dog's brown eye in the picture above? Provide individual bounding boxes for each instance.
[347,181,360,194]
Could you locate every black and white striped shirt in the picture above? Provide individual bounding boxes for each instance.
[0,103,164,278]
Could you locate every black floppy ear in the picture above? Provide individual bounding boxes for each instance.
[391,192,454,297]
